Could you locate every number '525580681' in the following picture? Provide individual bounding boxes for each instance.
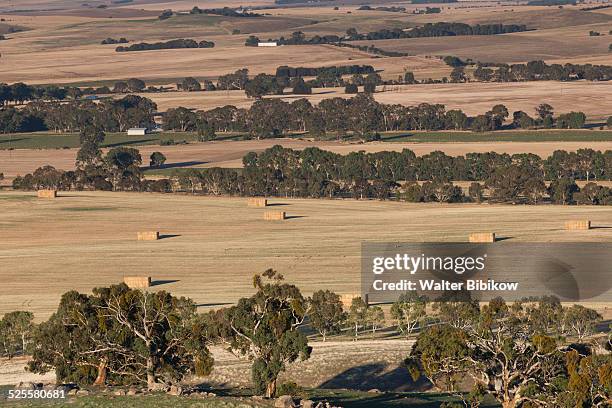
[7,389,66,399]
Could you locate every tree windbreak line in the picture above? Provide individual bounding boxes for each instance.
[115,38,215,52]
[245,22,530,46]
[166,97,591,137]
[10,138,612,204]
[0,95,157,134]
[0,91,595,136]
[189,6,262,17]
[473,60,612,82]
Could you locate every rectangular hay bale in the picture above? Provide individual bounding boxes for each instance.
[469,232,496,243]
[565,220,591,230]
[124,276,151,288]
[137,231,160,241]
[247,197,268,207]
[264,211,286,221]
[37,189,57,199]
[340,293,368,307]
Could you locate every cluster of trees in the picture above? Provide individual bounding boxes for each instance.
[414,7,442,14]
[331,41,410,57]
[115,38,214,52]
[411,0,456,3]
[0,311,35,359]
[0,82,80,105]
[15,270,310,397]
[190,6,262,17]
[407,296,610,407]
[275,65,375,78]
[473,60,612,82]
[0,95,156,134]
[357,5,406,12]
[100,37,128,45]
[344,22,529,41]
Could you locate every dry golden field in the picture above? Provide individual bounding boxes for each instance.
[141,80,612,120]
[0,3,611,85]
[1,190,611,321]
[3,138,612,183]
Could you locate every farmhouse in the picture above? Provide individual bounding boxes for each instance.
[257,42,278,47]
[127,127,148,136]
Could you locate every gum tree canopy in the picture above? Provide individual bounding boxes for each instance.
[28,284,213,389]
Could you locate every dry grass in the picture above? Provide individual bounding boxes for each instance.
[1,3,611,85]
[1,190,611,321]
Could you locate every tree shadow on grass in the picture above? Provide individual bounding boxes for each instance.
[151,161,208,170]
[195,302,234,308]
[103,138,156,148]
[0,138,28,144]
[150,279,180,287]
[159,234,181,240]
[382,133,415,142]
[318,363,431,392]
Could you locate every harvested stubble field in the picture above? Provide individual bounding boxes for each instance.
[140,81,612,121]
[2,137,612,184]
[1,190,611,321]
[1,4,612,85]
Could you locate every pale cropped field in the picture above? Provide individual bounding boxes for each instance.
[1,191,611,321]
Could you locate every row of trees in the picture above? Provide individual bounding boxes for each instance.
[245,23,529,47]
[3,277,609,405]
[344,22,530,41]
[473,60,612,82]
[10,133,612,204]
[189,6,262,17]
[168,97,590,138]
[115,38,215,52]
[0,95,156,134]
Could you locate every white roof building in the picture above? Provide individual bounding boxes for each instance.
[257,42,278,47]
[127,128,147,136]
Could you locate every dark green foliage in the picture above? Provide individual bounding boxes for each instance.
[291,78,312,95]
[116,39,214,52]
[27,284,213,388]
[211,270,311,397]
[180,77,201,92]
[149,151,166,168]
[245,74,284,98]
[0,311,35,358]
[190,6,262,17]
[556,112,586,129]
[344,83,358,94]
[308,290,345,341]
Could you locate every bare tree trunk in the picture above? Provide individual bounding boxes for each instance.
[265,379,276,398]
[146,356,156,389]
[93,359,108,386]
